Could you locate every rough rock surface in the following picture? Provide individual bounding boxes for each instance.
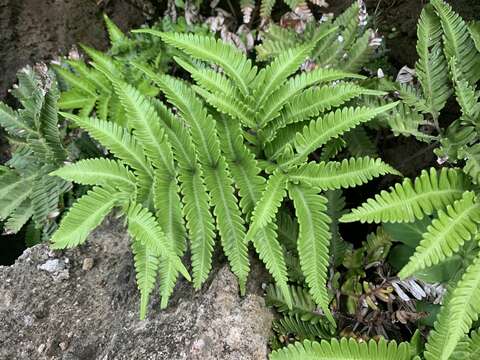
[0,220,274,360]
[0,0,156,99]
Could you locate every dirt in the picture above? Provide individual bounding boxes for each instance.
[0,0,155,99]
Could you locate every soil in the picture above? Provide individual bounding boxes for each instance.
[0,0,155,99]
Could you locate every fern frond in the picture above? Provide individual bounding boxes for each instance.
[424,252,480,360]
[288,157,400,190]
[325,190,349,267]
[51,186,125,249]
[134,30,256,95]
[451,58,480,121]
[258,68,365,126]
[341,168,469,223]
[289,184,334,324]
[173,56,241,100]
[0,171,35,220]
[60,112,153,179]
[415,4,450,116]
[432,0,480,84]
[398,191,480,278]
[252,223,292,308]
[343,126,377,156]
[0,102,37,138]
[269,85,385,137]
[260,0,276,18]
[107,77,175,174]
[341,29,376,73]
[193,85,256,128]
[39,80,67,163]
[273,314,333,341]
[103,13,127,46]
[216,113,265,216]
[51,158,136,191]
[126,203,189,280]
[266,284,325,323]
[31,171,69,227]
[247,171,288,241]
[282,102,399,167]
[131,237,159,319]
[3,200,33,234]
[270,338,411,360]
[151,72,250,292]
[462,144,480,185]
[254,31,336,112]
[151,99,215,290]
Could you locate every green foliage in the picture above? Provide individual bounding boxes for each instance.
[341,2,480,358]
[0,66,81,242]
[51,12,397,320]
[269,337,413,360]
[256,2,380,74]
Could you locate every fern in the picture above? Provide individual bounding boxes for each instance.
[341,168,469,223]
[51,15,396,320]
[0,67,77,239]
[269,338,412,360]
[398,191,480,278]
[424,252,480,360]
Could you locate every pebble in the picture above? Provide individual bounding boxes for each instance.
[82,258,94,271]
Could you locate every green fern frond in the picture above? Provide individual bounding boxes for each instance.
[51,186,126,249]
[415,4,450,116]
[216,113,265,216]
[151,99,215,290]
[288,157,400,190]
[432,0,480,84]
[282,102,399,167]
[325,190,349,266]
[252,223,292,309]
[253,28,338,113]
[450,58,480,121]
[31,171,70,228]
[173,56,241,100]
[273,314,334,342]
[131,237,159,319]
[270,85,385,135]
[107,76,175,173]
[260,0,276,18]
[134,30,256,95]
[424,252,480,360]
[60,112,153,179]
[247,171,288,241]
[270,338,411,360]
[461,144,480,185]
[3,200,33,234]
[51,158,136,191]
[266,284,325,324]
[258,68,365,126]
[341,168,469,223]
[103,13,128,46]
[125,203,189,280]
[289,184,334,324]
[0,170,35,220]
[0,102,37,138]
[398,191,480,278]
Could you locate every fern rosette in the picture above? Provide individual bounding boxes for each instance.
[50,8,399,321]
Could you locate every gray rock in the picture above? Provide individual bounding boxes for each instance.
[0,220,274,360]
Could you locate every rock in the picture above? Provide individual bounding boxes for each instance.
[0,0,155,99]
[0,220,274,359]
[82,258,94,271]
